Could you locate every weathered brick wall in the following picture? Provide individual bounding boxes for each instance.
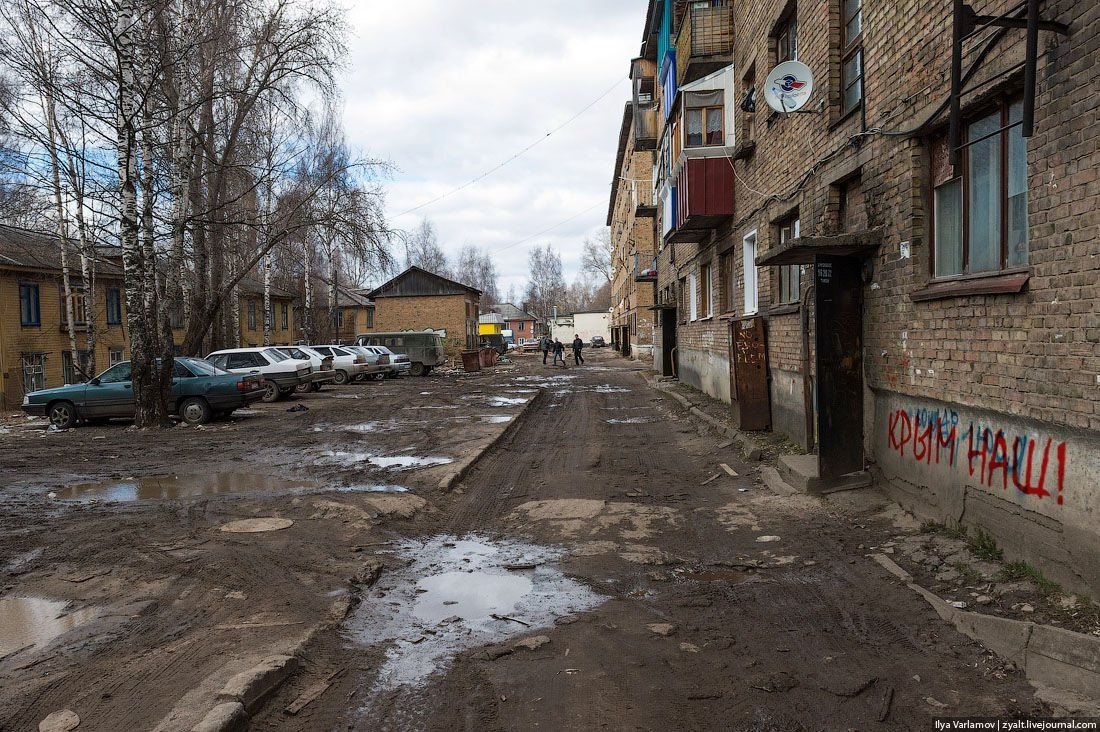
[238,295,298,347]
[373,293,479,360]
[1,271,129,409]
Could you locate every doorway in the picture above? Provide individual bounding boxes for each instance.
[814,256,864,478]
[660,308,677,377]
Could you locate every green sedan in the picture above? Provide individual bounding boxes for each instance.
[21,357,266,429]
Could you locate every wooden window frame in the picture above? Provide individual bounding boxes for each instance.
[775,13,798,64]
[106,287,123,325]
[776,218,801,304]
[685,105,725,148]
[20,283,41,327]
[929,96,1027,281]
[247,300,257,330]
[700,262,713,317]
[281,303,289,330]
[839,0,863,116]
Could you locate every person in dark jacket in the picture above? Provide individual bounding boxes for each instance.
[541,335,551,364]
[552,339,566,367]
[571,334,585,365]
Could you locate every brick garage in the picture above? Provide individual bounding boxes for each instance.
[366,266,481,360]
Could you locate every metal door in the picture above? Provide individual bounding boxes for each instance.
[814,256,864,478]
[730,316,770,431]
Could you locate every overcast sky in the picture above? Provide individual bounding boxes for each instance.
[340,1,643,297]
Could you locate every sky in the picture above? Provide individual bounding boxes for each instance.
[340,1,643,297]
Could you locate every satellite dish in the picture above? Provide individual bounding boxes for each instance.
[763,61,815,114]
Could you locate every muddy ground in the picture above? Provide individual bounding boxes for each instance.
[0,350,1047,730]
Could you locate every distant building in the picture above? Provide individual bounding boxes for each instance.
[235,278,298,348]
[0,224,130,410]
[495,303,540,345]
[365,266,481,358]
[571,310,612,346]
[336,287,375,344]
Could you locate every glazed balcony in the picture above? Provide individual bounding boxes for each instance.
[675,1,733,88]
[634,253,658,282]
[666,156,735,243]
[631,59,658,149]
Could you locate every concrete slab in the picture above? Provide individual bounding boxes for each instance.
[777,454,871,495]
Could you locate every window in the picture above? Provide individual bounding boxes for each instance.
[678,277,688,321]
[21,353,46,393]
[367,309,375,328]
[264,348,288,363]
[109,348,124,366]
[740,64,757,144]
[742,231,759,314]
[281,303,289,330]
[685,93,725,147]
[840,0,863,114]
[267,301,275,331]
[60,287,87,326]
[700,262,713,317]
[20,284,40,326]
[62,350,93,384]
[719,251,736,312]
[778,218,801,303]
[98,362,132,384]
[247,301,257,330]
[689,272,698,321]
[106,287,123,325]
[169,302,184,329]
[776,12,797,63]
[932,99,1028,277]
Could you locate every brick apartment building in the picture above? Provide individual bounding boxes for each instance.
[495,303,540,345]
[608,97,658,361]
[365,266,481,359]
[612,0,1098,596]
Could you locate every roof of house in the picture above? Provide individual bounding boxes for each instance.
[365,265,481,299]
[0,224,125,277]
[236,275,297,300]
[337,287,374,308]
[496,302,538,321]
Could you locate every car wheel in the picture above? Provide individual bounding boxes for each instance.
[372,372,386,381]
[277,387,295,400]
[295,381,312,394]
[410,362,426,377]
[333,369,349,385]
[260,380,280,403]
[179,397,212,425]
[48,401,77,429]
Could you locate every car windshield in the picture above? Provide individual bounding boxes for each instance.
[282,348,309,360]
[264,348,289,363]
[375,346,394,354]
[182,358,228,376]
[330,346,351,356]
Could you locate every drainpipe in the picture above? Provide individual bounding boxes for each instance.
[800,283,816,453]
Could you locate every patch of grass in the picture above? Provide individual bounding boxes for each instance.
[951,562,985,584]
[921,521,969,540]
[1000,561,1062,597]
[970,527,1004,562]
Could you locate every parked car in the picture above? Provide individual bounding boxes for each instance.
[357,331,444,376]
[359,345,411,378]
[275,346,337,392]
[21,357,265,429]
[206,347,317,402]
[520,339,543,353]
[307,344,381,384]
[591,336,607,348]
[343,345,392,381]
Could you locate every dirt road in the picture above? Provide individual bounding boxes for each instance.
[1,351,1042,730]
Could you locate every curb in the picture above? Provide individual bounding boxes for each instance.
[648,378,763,461]
[437,388,547,491]
[869,553,1100,708]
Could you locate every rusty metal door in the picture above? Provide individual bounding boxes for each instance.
[814,256,864,478]
[730,316,770,431]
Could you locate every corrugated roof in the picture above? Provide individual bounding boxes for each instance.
[496,302,538,321]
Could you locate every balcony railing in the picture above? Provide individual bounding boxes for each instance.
[630,179,655,213]
[667,157,735,243]
[631,58,658,147]
[675,1,733,87]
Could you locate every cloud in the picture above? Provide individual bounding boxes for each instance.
[339,0,642,293]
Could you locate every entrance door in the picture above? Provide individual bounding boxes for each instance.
[660,308,677,377]
[814,256,864,478]
[730,315,770,430]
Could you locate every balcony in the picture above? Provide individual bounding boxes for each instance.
[666,157,735,243]
[634,253,658,282]
[630,180,656,217]
[675,1,733,88]
[631,58,658,149]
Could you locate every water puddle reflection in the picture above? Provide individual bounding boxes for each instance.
[53,473,314,502]
[346,535,603,691]
[0,597,100,657]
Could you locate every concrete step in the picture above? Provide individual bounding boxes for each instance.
[777,453,872,495]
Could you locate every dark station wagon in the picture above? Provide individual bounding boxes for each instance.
[21,357,265,429]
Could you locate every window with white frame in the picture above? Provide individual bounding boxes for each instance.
[689,271,698,320]
[700,262,713,317]
[742,231,759,314]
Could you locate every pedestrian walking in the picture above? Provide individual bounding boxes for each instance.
[572,334,585,366]
[541,334,551,365]
[552,339,566,367]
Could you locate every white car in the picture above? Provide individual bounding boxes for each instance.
[343,345,393,381]
[360,345,411,378]
[307,345,378,385]
[206,347,318,402]
[275,346,338,392]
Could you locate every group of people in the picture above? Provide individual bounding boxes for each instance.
[540,334,585,367]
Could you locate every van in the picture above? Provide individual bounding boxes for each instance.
[355,331,445,376]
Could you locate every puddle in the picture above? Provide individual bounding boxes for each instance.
[477,415,513,424]
[0,597,101,657]
[606,417,657,425]
[335,485,408,493]
[487,397,528,407]
[404,405,458,410]
[53,473,316,502]
[346,535,604,691]
[508,389,538,394]
[370,456,454,470]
